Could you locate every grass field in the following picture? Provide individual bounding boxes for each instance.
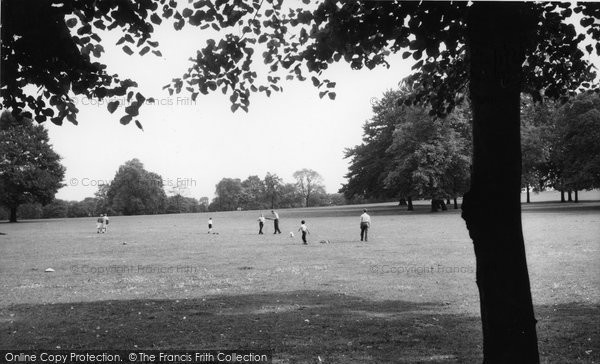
[1,195,599,363]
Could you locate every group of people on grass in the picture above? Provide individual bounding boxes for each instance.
[96,214,110,234]
[256,208,371,244]
[207,209,371,244]
[97,208,371,243]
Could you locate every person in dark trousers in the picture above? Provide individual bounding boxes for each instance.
[298,220,310,245]
[270,210,282,234]
[257,213,266,234]
[208,217,213,234]
[360,209,371,242]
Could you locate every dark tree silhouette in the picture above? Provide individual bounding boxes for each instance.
[0,111,65,222]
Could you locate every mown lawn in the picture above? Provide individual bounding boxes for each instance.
[0,200,598,363]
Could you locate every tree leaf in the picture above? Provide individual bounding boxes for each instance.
[122,46,134,55]
[120,115,132,125]
[107,101,119,114]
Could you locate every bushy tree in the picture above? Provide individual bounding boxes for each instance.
[341,90,407,202]
[42,199,69,219]
[213,178,243,211]
[278,183,303,209]
[549,91,600,195]
[240,175,266,210]
[520,97,554,202]
[263,172,283,209]
[0,111,65,222]
[293,169,325,207]
[107,159,167,215]
[384,105,471,212]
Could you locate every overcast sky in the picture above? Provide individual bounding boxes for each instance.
[47,15,414,201]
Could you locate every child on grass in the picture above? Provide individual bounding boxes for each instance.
[298,220,310,245]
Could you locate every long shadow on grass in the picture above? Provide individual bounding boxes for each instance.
[1,291,598,363]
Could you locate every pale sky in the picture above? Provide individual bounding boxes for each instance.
[47,14,414,201]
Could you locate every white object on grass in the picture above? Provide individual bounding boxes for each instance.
[45,268,55,272]
[289,232,294,237]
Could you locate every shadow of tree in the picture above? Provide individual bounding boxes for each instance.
[1,291,598,363]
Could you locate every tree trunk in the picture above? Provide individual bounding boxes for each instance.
[431,199,439,212]
[560,190,565,202]
[407,196,413,211]
[463,3,539,363]
[454,197,458,210]
[9,206,18,223]
[399,198,407,206]
[526,185,530,203]
[574,190,578,203]
[446,198,451,205]
[568,191,573,202]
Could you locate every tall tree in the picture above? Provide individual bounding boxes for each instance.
[384,104,471,212]
[264,172,283,209]
[4,1,600,361]
[0,111,65,222]
[293,169,325,207]
[550,91,600,195]
[520,98,554,203]
[214,178,243,211]
[107,159,167,215]
[341,90,407,202]
[240,175,266,210]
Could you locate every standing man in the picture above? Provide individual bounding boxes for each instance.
[271,210,282,234]
[360,209,371,242]
[208,217,213,234]
[257,213,266,234]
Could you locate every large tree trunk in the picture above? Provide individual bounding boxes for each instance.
[526,185,530,203]
[454,197,458,210]
[560,190,565,203]
[9,206,18,223]
[431,199,439,212]
[574,190,578,203]
[463,3,539,363]
[407,196,413,211]
[568,191,573,202]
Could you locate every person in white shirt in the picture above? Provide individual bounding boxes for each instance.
[298,220,310,244]
[270,210,282,234]
[208,218,213,234]
[257,213,266,234]
[360,209,371,242]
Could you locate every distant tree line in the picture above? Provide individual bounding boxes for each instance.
[208,169,344,212]
[0,156,344,220]
[341,88,600,210]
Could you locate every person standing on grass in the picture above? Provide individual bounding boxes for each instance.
[96,214,105,234]
[208,217,213,234]
[270,210,282,234]
[298,220,310,245]
[360,209,371,242]
[102,213,110,233]
[257,213,266,234]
